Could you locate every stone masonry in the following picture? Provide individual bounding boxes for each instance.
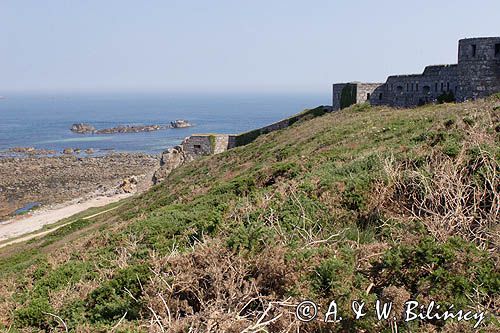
[332,37,500,110]
[181,134,237,160]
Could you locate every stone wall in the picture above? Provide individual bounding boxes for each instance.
[181,135,213,160]
[357,83,383,105]
[457,37,500,101]
[370,65,459,108]
[234,105,333,146]
[182,134,237,159]
[332,83,349,110]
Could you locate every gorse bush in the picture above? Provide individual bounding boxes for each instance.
[87,264,150,322]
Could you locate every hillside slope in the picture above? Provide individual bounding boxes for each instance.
[0,97,499,332]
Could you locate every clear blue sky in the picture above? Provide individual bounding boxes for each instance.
[1,0,499,94]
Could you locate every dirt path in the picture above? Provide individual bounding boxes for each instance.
[0,193,131,245]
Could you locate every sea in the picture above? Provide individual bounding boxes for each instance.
[0,92,330,156]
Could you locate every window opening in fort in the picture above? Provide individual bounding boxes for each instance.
[495,44,500,57]
[379,93,383,100]
[406,83,409,92]
[397,86,403,93]
[471,44,476,57]
[416,83,419,91]
[435,83,438,92]
[367,93,370,100]
[441,83,444,92]
[194,145,201,149]
[447,82,450,91]
[423,86,430,94]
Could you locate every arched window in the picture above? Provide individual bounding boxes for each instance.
[423,86,431,94]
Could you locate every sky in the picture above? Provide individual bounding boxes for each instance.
[1,0,499,94]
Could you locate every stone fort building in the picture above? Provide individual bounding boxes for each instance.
[332,37,500,110]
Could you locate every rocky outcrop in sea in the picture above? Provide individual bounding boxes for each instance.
[170,120,192,128]
[70,120,192,134]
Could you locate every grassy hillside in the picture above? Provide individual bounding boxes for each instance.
[0,97,499,332]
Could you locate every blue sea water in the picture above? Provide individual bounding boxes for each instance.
[0,92,329,155]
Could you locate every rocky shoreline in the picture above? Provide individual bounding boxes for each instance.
[0,152,160,220]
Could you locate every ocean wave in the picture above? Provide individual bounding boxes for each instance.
[39,136,113,144]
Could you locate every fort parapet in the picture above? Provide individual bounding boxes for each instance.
[332,37,500,110]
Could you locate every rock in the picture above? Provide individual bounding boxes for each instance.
[95,124,164,134]
[152,145,187,184]
[170,120,192,128]
[71,123,167,135]
[129,175,138,184]
[9,147,36,154]
[8,147,56,156]
[63,148,74,155]
[71,123,96,134]
[84,148,95,154]
[119,177,137,193]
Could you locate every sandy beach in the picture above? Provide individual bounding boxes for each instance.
[0,193,131,246]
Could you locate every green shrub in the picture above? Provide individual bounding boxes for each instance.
[211,174,256,196]
[87,264,150,323]
[377,238,499,308]
[437,91,456,104]
[462,116,475,126]
[310,247,361,301]
[14,297,54,329]
[227,221,272,253]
